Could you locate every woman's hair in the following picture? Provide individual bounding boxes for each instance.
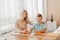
[23,10,28,20]
[37,14,42,18]
[20,10,28,21]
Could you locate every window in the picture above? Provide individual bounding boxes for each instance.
[0,0,46,26]
[23,0,46,22]
[0,0,22,26]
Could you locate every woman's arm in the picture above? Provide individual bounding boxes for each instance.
[20,28,32,34]
[20,30,27,34]
[27,28,33,34]
[26,18,33,25]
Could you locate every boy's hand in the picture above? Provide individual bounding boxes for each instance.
[40,29,46,33]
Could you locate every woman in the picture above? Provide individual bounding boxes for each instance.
[15,10,32,34]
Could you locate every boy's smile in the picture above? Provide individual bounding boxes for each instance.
[37,17,42,24]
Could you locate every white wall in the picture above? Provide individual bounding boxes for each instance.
[46,0,60,26]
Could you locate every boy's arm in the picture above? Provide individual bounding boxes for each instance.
[40,24,47,33]
[40,28,46,33]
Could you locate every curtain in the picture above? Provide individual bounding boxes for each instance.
[0,0,45,26]
[23,0,43,22]
[0,0,23,26]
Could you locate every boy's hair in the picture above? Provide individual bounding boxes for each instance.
[37,14,42,18]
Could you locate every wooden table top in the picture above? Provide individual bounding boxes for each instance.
[15,33,60,40]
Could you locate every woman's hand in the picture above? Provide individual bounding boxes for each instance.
[20,30,27,34]
[20,29,32,34]
[20,31,27,34]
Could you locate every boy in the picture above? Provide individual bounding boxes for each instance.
[33,14,46,33]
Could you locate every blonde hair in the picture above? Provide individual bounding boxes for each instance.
[20,10,30,23]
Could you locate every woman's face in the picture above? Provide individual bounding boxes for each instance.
[21,11,27,19]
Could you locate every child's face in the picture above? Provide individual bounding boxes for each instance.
[37,17,42,23]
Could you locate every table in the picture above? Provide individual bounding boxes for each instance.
[15,33,60,40]
[0,32,60,40]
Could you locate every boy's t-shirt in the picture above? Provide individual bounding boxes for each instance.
[33,23,46,31]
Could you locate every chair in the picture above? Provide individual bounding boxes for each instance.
[46,21,57,33]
